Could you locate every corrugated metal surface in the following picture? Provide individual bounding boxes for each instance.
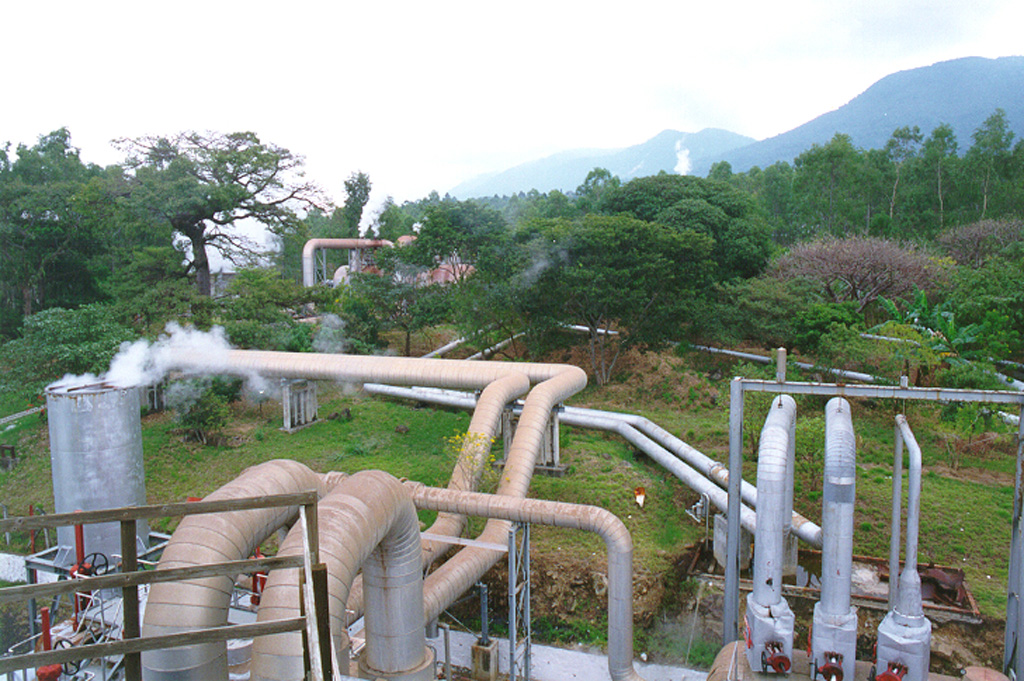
[46,384,148,563]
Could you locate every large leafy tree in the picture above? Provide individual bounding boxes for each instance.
[404,199,508,282]
[117,131,326,296]
[0,129,104,332]
[605,174,772,281]
[519,215,714,384]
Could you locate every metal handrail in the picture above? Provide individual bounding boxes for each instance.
[0,491,331,681]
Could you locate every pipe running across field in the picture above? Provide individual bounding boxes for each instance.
[363,383,823,547]
[404,481,647,681]
[157,348,587,655]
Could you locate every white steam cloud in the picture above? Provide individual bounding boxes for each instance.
[674,141,692,175]
[48,323,234,392]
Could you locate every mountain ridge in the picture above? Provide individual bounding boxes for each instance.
[451,56,1024,198]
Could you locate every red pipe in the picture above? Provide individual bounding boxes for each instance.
[40,606,52,651]
[74,516,85,568]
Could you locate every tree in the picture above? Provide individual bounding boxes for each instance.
[372,196,416,241]
[574,167,620,214]
[791,133,867,235]
[404,200,508,283]
[966,109,1015,219]
[0,129,104,329]
[0,303,137,402]
[519,215,714,384]
[771,237,943,313]
[339,171,372,237]
[605,174,772,281]
[117,131,326,296]
[884,125,923,220]
[922,123,959,228]
[346,250,449,356]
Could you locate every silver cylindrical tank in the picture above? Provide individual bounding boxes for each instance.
[46,383,149,564]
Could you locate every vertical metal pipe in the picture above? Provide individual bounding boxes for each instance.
[479,583,490,645]
[724,377,744,644]
[40,606,52,651]
[890,422,905,611]
[439,622,452,681]
[775,348,787,383]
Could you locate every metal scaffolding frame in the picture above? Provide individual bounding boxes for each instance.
[508,522,531,681]
[721,352,1024,679]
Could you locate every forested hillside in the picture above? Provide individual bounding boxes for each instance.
[2,107,1023,402]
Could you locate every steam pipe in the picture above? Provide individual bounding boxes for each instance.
[252,471,432,681]
[820,398,857,615]
[420,364,587,624]
[751,396,796,608]
[301,238,393,287]
[812,398,858,681]
[745,395,797,673]
[160,348,587,632]
[404,481,647,681]
[876,416,932,680]
[363,383,823,547]
[141,460,344,681]
[892,416,925,617]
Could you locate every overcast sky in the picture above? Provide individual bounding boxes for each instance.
[5,0,1022,209]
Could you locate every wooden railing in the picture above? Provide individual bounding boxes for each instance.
[0,491,333,681]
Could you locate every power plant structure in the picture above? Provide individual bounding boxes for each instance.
[3,261,1024,680]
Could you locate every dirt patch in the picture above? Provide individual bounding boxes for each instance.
[930,463,1014,487]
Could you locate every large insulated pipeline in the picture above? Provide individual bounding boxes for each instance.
[745,395,797,674]
[812,398,857,681]
[344,374,530,620]
[160,348,586,625]
[364,384,823,547]
[751,395,795,609]
[141,460,344,681]
[301,238,393,287]
[252,471,432,681]
[404,481,648,681]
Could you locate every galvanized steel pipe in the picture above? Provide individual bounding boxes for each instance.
[363,384,822,547]
[820,398,857,616]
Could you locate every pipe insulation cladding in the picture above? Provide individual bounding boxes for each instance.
[362,383,824,548]
[45,383,149,565]
[403,481,647,681]
[812,398,858,681]
[253,471,433,681]
[301,238,393,287]
[141,461,345,681]
[745,395,796,674]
